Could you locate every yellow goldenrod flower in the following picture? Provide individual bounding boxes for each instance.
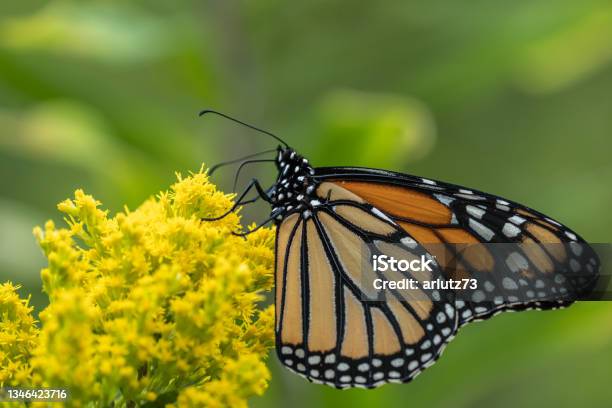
[0,282,38,388]
[3,168,276,407]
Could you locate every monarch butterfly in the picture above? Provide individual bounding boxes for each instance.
[201,110,600,389]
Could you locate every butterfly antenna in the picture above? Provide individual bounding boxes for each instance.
[209,149,276,176]
[199,109,289,147]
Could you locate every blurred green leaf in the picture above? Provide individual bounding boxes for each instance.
[314,89,436,167]
[515,3,612,93]
[1,100,121,168]
[0,2,172,64]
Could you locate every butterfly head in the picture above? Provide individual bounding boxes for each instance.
[269,147,317,220]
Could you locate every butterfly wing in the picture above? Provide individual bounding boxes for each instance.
[275,182,459,388]
[313,167,600,326]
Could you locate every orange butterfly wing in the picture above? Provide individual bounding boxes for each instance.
[320,169,599,324]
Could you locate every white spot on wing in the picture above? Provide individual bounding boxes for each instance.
[570,259,581,272]
[502,222,521,238]
[472,290,485,302]
[502,277,518,290]
[391,358,404,367]
[422,178,436,185]
[401,236,418,249]
[506,252,528,273]
[469,218,495,241]
[509,215,526,225]
[455,193,485,200]
[565,231,577,241]
[546,217,561,226]
[431,290,441,301]
[466,205,485,219]
[445,303,454,318]
[570,242,583,256]
[434,194,455,206]
[372,208,395,224]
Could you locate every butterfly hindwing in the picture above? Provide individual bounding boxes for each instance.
[275,181,459,388]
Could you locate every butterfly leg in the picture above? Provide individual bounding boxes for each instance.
[232,159,275,191]
[201,178,271,221]
[231,216,275,237]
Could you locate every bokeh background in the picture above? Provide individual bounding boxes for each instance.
[1,1,612,407]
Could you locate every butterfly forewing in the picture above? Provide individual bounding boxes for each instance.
[315,168,599,326]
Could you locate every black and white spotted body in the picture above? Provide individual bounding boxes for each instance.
[269,147,319,222]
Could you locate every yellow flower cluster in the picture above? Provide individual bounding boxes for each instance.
[0,283,38,387]
[4,169,275,407]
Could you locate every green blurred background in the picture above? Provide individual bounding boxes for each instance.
[1,1,611,407]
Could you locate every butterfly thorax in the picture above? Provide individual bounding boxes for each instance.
[270,147,318,222]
